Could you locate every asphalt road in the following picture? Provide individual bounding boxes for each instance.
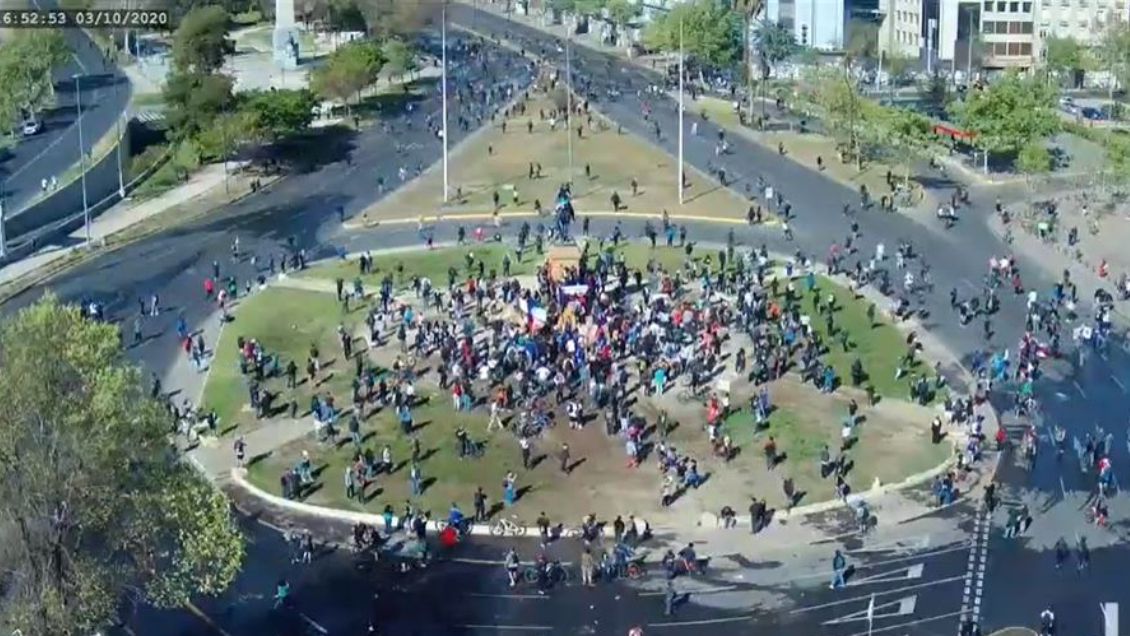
[6,7,1130,635]
[0,0,128,219]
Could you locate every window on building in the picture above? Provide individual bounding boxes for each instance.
[1021,21,1033,33]
[1059,19,1069,26]
[1007,20,1020,32]
[996,1,1006,10]
[1020,42,1032,55]
[984,0,992,8]
[994,41,1008,54]
[1022,2,1032,10]
[1009,1,1019,11]
[1007,41,1021,54]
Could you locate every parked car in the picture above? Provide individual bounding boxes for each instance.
[20,118,41,136]
[1081,106,1105,120]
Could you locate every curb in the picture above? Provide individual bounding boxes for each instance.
[346,210,778,231]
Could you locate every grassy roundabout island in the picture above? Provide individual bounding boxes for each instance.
[201,241,956,526]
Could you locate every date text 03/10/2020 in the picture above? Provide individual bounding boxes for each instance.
[0,9,171,29]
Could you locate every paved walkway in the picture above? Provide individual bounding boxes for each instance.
[0,163,232,293]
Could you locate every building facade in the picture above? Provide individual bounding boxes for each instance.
[764,0,849,49]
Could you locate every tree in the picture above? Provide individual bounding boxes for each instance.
[240,88,318,140]
[875,107,934,183]
[920,71,950,117]
[753,20,797,80]
[171,5,233,74]
[1016,141,1052,174]
[310,40,384,116]
[164,70,236,140]
[356,0,440,38]
[883,52,914,86]
[325,0,368,32]
[844,19,878,63]
[951,71,1060,162]
[382,38,417,81]
[1043,35,1086,86]
[0,296,245,636]
[642,0,742,69]
[194,109,255,162]
[0,30,69,130]
[1094,21,1130,114]
[604,0,640,47]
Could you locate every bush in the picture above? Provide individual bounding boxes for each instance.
[128,144,170,181]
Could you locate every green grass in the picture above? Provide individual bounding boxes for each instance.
[296,244,540,290]
[202,287,360,431]
[245,392,533,517]
[130,92,165,108]
[797,275,933,400]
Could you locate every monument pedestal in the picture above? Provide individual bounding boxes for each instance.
[273,26,299,68]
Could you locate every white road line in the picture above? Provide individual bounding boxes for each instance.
[465,592,551,600]
[639,585,737,597]
[647,615,754,628]
[298,613,328,634]
[847,564,925,586]
[1111,375,1127,393]
[1061,475,1068,498]
[843,611,966,636]
[789,575,966,613]
[1074,379,1088,399]
[459,624,553,631]
[778,543,971,584]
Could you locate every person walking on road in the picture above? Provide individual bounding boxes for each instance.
[830,549,847,589]
[581,547,595,587]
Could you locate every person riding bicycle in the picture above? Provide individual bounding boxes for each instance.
[1091,497,1109,526]
[505,548,521,587]
[448,503,467,534]
[273,579,290,609]
[1039,607,1056,636]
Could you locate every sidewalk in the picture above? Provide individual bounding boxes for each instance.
[0,163,246,301]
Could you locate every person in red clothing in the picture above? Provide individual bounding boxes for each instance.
[203,277,214,298]
[439,524,458,548]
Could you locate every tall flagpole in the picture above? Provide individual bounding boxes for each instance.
[565,28,574,182]
[677,19,685,205]
[442,3,450,202]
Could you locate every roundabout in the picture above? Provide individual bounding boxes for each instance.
[3,4,1130,636]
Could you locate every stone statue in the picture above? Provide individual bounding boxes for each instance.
[273,0,299,68]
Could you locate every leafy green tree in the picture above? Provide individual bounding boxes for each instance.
[573,0,606,15]
[382,38,417,81]
[310,40,384,116]
[356,0,439,38]
[0,296,245,636]
[1016,141,1052,174]
[642,0,742,69]
[240,88,318,140]
[1094,22,1130,113]
[604,0,640,46]
[0,30,69,130]
[1043,35,1086,85]
[844,19,878,64]
[171,5,233,74]
[875,107,934,183]
[920,71,950,116]
[951,71,1059,162]
[326,0,368,32]
[164,70,236,140]
[194,109,255,162]
[753,20,797,80]
[882,52,914,86]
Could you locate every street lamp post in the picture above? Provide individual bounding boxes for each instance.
[565,27,574,182]
[74,74,91,246]
[442,2,450,202]
[678,19,685,205]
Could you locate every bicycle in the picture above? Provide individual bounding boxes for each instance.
[491,515,528,537]
[524,559,571,584]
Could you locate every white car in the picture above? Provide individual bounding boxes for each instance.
[21,119,41,136]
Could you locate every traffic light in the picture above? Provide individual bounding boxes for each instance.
[801,24,809,45]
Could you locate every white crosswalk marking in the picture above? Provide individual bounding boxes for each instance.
[135,110,165,123]
[1103,602,1119,636]
[823,596,918,625]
